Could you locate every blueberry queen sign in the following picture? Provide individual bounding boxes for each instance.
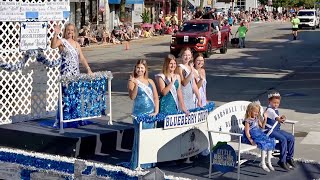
[20,22,47,51]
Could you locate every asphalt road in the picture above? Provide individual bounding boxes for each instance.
[83,21,320,164]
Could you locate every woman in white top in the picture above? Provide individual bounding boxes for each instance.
[177,48,202,110]
[193,53,207,107]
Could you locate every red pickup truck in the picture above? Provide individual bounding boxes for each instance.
[170,19,229,58]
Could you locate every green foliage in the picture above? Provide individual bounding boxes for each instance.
[295,0,316,8]
[140,9,150,23]
[120,0,126,21]
[258,0,268,5]
[259,0,317,8]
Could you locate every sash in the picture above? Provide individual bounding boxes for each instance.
[61,38,78,60]
[179,64,191,77]
[266,121,278,136]
[136,80,155,106]
[156,74,179,109]
[265,107,279,136]
[194,69,199,79]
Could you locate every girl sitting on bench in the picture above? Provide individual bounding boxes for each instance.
[242,101,276,172]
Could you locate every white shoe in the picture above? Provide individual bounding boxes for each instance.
[267,163,275,171]
[261,164,270,172]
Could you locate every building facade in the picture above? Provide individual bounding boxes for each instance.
[69,0,144,31]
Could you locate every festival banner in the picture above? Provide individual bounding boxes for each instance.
[164,110,208,129]
[0,0,70,21]
[0,1,24,21]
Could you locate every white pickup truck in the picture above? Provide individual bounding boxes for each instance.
[297,9,320,30]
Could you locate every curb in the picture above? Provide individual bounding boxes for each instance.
[82,35,171,50]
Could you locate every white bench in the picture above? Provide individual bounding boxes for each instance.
[206,101,297,180]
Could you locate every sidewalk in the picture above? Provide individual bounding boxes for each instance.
[81,34,171,50]
[82,20,274,50]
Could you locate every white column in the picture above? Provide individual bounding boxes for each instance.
[110,5,115,29]
[76,2,82,29]
[105,0,110,30]
[85,0,91,24]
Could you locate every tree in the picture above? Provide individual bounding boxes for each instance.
[140,9,151,23]
[258,0,268,5]
[120,0,126,22]
[260,0,316,8]
[200,0,204,9]
[295,0,315,8]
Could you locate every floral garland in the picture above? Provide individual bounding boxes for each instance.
[0,146,193,180]
[60,71,113,85]
[0,147,146,179]
[134,102,215,123]
[60,72,113,120]
[0,50,61,71]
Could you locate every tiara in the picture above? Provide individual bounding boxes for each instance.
[251,100,261,106]
[268,92,281,98]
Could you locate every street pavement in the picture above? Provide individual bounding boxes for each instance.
[82,21,320,171]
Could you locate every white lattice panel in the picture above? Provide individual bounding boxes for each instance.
[0,0,68,125]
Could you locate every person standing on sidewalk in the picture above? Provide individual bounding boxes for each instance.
[235,21,248,48]
[291,14,300,40]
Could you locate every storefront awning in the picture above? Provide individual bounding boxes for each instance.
[109,0,121,4]
[126,0,144,4]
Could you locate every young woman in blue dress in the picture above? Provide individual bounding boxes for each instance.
[156,54,189,117]
[128,59,159,170]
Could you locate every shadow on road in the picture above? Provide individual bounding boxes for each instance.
[86,30,320,115]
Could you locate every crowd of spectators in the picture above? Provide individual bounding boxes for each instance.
[78,7,296,47]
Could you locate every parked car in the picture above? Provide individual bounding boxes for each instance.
[297,9,320,30]
[170,19,229,58]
